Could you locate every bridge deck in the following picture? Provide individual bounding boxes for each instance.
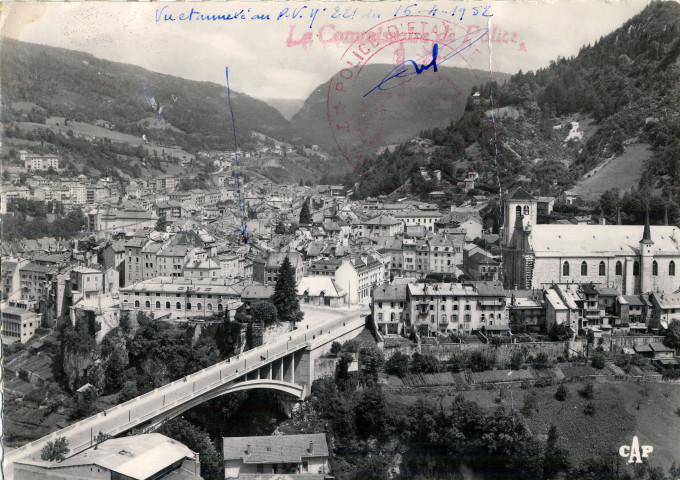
[4,311,367,477]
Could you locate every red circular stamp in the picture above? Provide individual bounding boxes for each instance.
[326,15,506,193]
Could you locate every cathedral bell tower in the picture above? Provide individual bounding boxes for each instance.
[639,210,654,293]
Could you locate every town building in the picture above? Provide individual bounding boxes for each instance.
[14,433,202,480]
[1,305,41,344]
[335,253,388,304]
[352,214,404,238]
[121,277,243,319]
[298,276,346,307]
[20,150,60,171]
[223,433,329,479]
[503,188,680,294]
[372,284,408,335]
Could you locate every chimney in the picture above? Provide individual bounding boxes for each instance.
[309,441,314,455]
[599,218,606,226]
[246,444,251,455]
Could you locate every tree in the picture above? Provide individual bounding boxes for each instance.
[510,351,524,370]
[274,221,286,235]
[330,341,342,356]
[299,197,313,224]
[555,384,568,401]
[250,301,278,325]
[272,256,302,326]
[544,425,570,479]
[410,352,441,374]
[663,319,680,354]
[385,351,409,377]
[591,352,606,369]
[158,418,223,480]
[119,311,132,336]
[521,391,539,417]
[155,216,168,232]
[93,431,111,449]
[359,346,384,383]
[41,437,70,461]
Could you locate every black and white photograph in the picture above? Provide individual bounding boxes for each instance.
[1,1,680,479]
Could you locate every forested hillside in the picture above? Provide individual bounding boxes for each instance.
[345,1,680,208]
[0,38,293,152]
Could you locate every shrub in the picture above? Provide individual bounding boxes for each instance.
[583,403,595,415]
[578,382,594,400]
[510,351,523,370]
[591,353,606,369]
[555,384,568,401]
[330,341,342,356]
[521,392,539,417]
[532,352,552,369]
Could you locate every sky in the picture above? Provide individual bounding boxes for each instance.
[2,0,651,102]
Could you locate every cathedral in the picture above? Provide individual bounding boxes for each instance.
[502,188,680,295]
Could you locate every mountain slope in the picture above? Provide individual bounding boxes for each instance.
[291,64,510,153]
[348,1,680,206]
[0,38,293,152]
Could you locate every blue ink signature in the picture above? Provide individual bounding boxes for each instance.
[363,28,489,98]
[225,67,248,244]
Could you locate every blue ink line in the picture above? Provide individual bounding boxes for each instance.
[363,28,489,97]
[225,67,247,240]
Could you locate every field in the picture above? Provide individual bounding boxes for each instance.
[572,143,650,201]
[19,118,195,161]
[387,380,680,473]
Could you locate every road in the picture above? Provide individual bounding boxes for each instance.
[3,309,367,478]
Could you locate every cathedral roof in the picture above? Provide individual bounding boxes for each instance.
[529,225,680,257]
[505,187,535,201]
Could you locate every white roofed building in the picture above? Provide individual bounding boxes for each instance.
[14,433,202,480]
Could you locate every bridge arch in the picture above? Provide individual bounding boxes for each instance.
[143,379,305,430]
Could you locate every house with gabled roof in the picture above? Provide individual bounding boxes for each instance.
[223,433,329,479]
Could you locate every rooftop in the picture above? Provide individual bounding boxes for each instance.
[223,433,328,463]
[28,434,196,480]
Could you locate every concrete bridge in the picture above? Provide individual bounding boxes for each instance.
[3,311,368,478]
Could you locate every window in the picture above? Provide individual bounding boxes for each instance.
[634,261,640,276]
[218,304,223,311]
[378,313,383,321]
[615,261,622,275]
[166,302,170,309]
[465,304,471,311]
[186,303,192,310]
[430,315,435,323]
[134,300,140,308]
[197,303,202,310]
[515,205,521,216]
[523,205,530,215]
[441,305,445,311]
[563,261,570,276]
[378,302,382,308]
[176,302,181,310]
[145,301,150,308]
[464,314,471,322]
[452,315,458,322]
[207,303,213,311]
[670,261,676,276]
[653,260,658,276]
[599,261,605,276]
[581,261,588,276]
[155,301,160,309]
[441,315,446,322]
